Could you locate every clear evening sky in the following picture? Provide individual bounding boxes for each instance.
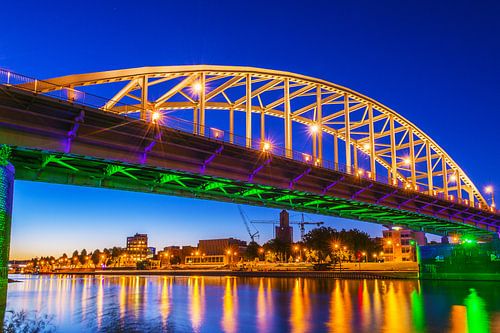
[2,1,499,259]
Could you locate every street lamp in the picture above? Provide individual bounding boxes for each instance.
[294,245,302,262]
[485,186,495,209]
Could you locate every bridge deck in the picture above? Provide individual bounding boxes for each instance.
[0,85,498,238]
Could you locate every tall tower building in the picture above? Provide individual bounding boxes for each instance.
[275,210,293,243]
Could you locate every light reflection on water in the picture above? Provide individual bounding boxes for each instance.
[5,274,500,332]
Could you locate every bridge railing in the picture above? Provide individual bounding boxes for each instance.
[0,69,140,114]
[0,68,496,214]
[162,115,495,212]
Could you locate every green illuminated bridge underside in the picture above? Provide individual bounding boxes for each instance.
[10,148,494,238]
[1,86,499,238]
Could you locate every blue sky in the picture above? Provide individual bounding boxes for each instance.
[3,1,499,258]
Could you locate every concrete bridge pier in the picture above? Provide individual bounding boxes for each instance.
[0,145,14,283]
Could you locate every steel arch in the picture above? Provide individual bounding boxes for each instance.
[36,65,488,208]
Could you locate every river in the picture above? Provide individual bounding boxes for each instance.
[4,274,499,332]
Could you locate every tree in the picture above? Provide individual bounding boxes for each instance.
[263,239,291,262]
[303,227,338,261]
[70,250,79,267]
[111,247,123,259]
[91,249,101,267]
[79,249,88,266]
[303,227,381,263]
[245,241,261,260]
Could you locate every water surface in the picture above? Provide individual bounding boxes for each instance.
[5,274,500,332]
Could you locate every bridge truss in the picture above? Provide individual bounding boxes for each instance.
[23,65,492,210]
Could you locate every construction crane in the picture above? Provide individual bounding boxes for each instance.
[251,211,324,241]
[237,205,259,243]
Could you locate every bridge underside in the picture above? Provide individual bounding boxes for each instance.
[0,86,498,240]
[9,148,494,238]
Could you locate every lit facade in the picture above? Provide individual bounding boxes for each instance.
[382,227,426,262]
[126,233,148,262]
[185,255,227,265]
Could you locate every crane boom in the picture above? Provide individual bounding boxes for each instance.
[237,205,259,242]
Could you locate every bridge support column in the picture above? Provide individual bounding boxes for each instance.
[0,146,14,283]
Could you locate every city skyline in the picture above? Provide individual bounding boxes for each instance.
[4,1,499,259]
[11,180,388,259]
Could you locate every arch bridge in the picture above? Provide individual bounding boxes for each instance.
[0,65,498,278]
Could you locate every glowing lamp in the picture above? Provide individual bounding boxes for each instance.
[303,153,311,162]
[449,174,457,183]
[192,82,202,93]
[310,124,319,134]
[485,186,493,194]
[262,141,272,152]
[151,111,161,123]
[363,143,370,150]
[403,157,411,165]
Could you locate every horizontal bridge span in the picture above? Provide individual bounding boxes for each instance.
[6,65,489,208]
[0,86,497,238]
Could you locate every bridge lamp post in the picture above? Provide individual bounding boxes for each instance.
[309,123,320,160]
[262,141,272,153]
[151,111,161,123]
[192,82,202,94]
[302,153,312,163]
[485,186,495,209]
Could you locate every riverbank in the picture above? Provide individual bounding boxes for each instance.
[47,269,418,280]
